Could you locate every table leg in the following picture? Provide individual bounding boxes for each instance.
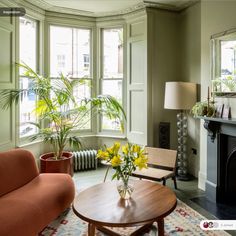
[88,223,95,236]
[157,219,164,236]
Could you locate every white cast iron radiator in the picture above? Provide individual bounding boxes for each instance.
[72,150,97,171]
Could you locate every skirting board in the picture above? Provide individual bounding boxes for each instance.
[198,171,206,191]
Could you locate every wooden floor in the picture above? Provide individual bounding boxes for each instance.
[73,166,235,236]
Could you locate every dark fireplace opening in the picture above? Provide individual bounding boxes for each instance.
[218,134,236,204]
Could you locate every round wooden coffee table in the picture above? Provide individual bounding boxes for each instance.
[72,180,177,236]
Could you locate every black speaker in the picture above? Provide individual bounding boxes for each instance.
[159,122,170,149]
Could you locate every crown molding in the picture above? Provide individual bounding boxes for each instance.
[144,0,199,12]
[38,2,146,18]
[16,0,199,18]
[13,0,45,16]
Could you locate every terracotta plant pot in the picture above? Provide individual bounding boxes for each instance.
[40,152,74,176]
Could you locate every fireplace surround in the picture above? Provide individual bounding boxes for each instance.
[203,117,236,204]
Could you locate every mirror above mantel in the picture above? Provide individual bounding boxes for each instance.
[211,28,236,97]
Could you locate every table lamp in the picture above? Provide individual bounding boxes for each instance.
[164,82,197,180]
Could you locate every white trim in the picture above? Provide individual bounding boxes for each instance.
[14,0,45,20]
[198,171,206,191]
[98,24,126,135]
[17,15,42,146]
[17,139,43,148]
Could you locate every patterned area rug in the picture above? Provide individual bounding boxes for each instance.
[39,199,230,236]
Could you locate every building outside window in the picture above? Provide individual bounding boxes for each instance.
[83,54,89,69]
[19,17,38,138]
[50,26,91,130]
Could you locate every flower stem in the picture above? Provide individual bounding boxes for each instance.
[103,165,110,183]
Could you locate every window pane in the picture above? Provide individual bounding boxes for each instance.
[50,26,92,131]
[103,28,123,78]
[102,80,122,103]
[19,17,38,138]
[50,26,91,78]
[50,26,73,77]
[19,77,37,137]
[102,80,122,130]
[19,17,37,74]
[73,29,91,77]
[74,81,91,129]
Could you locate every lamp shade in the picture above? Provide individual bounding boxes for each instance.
[164,82,196,110]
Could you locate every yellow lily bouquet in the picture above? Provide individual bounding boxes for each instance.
[97,142,148,199]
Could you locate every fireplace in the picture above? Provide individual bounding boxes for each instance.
[203,118,236,204]
[218,134,236,203]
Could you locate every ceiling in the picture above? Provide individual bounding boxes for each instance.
[28,0,198,17]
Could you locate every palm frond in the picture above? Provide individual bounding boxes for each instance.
[0,89,24,109]
[68,136,82,150]
[0,63,127,159]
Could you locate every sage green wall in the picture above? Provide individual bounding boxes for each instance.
[147,8,180,150]
[179,3,201,177]
[0,1,16,151]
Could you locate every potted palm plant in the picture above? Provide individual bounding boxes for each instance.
[0,63,125,176]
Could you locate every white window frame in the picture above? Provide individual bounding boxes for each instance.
[18,15,40,144]
[49,24,93,133]
[98,25,126,136]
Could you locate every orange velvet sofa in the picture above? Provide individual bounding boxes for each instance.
[0,149,75,236]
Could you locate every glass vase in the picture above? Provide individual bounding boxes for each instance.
[116,180,134,200]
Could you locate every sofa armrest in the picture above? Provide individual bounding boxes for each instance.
[0,149,39,197]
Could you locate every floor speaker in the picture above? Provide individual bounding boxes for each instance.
[159,122,170,149]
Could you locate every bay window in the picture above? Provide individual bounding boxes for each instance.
[19,22,125,140]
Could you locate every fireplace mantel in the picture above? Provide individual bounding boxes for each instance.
[198,116,236,203]
[198,116,236,124]
[197,116,236,142]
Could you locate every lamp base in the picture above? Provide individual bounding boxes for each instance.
[177,173,194,181]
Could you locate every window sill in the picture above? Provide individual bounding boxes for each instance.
[95,134,127,139]
[17,134,127,147]
[17,139,43,148]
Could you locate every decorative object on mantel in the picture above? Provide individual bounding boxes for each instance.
[164,82,196,181]
[215,104,224,118]
[191,87,216,117]
[222,104,231,118]
[97,142,148,199]
[191,101,215,117]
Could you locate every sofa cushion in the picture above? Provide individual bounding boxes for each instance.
[0,173,75,236]
[0,149,39,197]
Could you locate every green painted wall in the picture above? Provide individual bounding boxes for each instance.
[0,1,16,151]
[179,3,201,178]
[147,8,180,150]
